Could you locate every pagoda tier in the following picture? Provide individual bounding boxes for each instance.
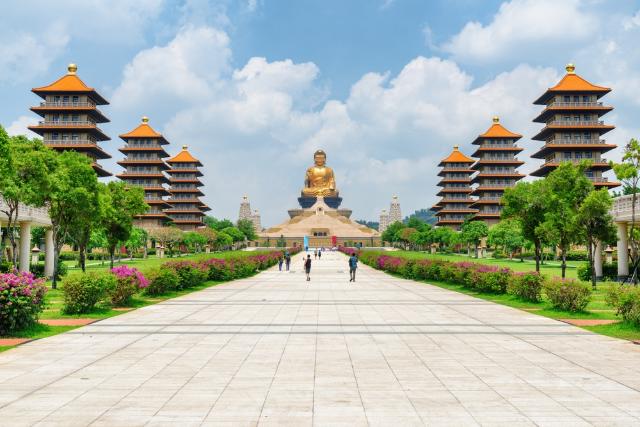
[165,146,207,231]
[434,146,477,230]
[117,117,172,229]
[530,64,618,188]
[469,117,525,225]
[29,64,111,177]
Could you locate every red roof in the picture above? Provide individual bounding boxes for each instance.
[439,146,474,165]
[167,146,202,165]
[119,117,169,144]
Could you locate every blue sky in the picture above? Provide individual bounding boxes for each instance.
[2,0,640,225]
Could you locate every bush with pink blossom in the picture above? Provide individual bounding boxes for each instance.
[0,271,47,334]
[109,265,148,306]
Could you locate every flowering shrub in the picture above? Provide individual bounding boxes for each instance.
[543,278,591,312]
[62,273,116,314]
[508,272,543,302]
[0,271,47,335]
[605,283,640,326]
[163,261,209,289]
[109,266,148,306]
[144,267,180,296]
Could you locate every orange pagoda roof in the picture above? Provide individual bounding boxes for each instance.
[168,146,202,165]
[534,64,611,104]
[473,117,521,144]
[438,146,474,165]
[119,117,169,144]
[32,64,108,104]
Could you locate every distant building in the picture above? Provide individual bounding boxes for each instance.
[531,64,618,188]
[117,117,171,230]
[29,63,111,177]
[251,209,262,232]
[379,209,390,233]
[433,146,476,230]
[389,196,402,224]
[238,196,261,232]
[470,117,525,225]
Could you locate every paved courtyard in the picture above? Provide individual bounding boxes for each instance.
[1,252,640,426]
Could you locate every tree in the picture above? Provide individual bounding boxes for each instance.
[204,216,234,231]
[405,216,429,232]
[222,226,245,244]
[398,227,418,250]
[182,231,207,253]
[432,227,456,253]
[46,151,99,288]
[487,219,525,259]
[543,162,593,278]
[409,229,432,251]
[237,218,258,241]
[215,231,233,250]
[612,138,640,278]
[502,180,549,272]
[100,182,147,268]
[381,221,405,246]
[197,227,218,250]
[576,189,616,289]
[125,227,148,257]
[0,132,56,267]
[460,221,489,258]
[149,227,183,257]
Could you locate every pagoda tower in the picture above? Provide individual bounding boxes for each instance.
[388,196,402,224]
[470,117,525,225]
[29,64,111,177]
[434,146,476,230]
[531,64,618,188]
[238,196,252,222]
[117,117,171,229]
[165,146,207,231]
[252,209,262,232]
[379,209,390,233]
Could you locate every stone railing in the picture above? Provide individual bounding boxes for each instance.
[0,197,51,226]
[611,195,640,222]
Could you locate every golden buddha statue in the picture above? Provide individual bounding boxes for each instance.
[301,150,339,197]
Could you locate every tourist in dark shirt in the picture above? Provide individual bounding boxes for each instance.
[304,254,312,281]
[348,253,358,282]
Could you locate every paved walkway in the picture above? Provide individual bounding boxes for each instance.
[1,252,640,426]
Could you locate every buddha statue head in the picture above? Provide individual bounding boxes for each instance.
[314,150,327,167]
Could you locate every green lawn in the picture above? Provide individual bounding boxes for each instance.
[1,250,273,352]
[375,251,640,341]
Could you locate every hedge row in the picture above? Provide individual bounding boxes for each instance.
[342,248,592,312]
[62,249,300,314]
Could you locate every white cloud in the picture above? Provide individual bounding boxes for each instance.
[6,116,38,136]
[443,0,596,64]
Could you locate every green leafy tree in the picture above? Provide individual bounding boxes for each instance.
[487,219,525,259]
[204,216,234,231]
[543,162,594,278]
[149,227,183,257]
[460,220,489,258]
[502,180,550,272]
[398,227,417,250]
[576,189,616,289]
[222,226,245,244]
[196,227,217,250]
[409,230,432,251]
[405,216,430,232]
[611,138,640,272]
[100,182,147,268]
[432,227,456,253]
[125,227,148,257]
[215,231,233,250]
[182,231,207,253]
[381,221,405,246]
[46,151,99,287]
[0,132,56,267]
[237,218,258,241]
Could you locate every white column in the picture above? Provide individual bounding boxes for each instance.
[594,241,603,278]
[19,222,32,273]
[44,228,54,278]
[617,222,629,278]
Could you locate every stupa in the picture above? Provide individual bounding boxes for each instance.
[258,150,380,248]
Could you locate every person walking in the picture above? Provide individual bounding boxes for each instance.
[278,255,284,271]
[318,250,322,260]
[348,252,358,282]
[285,252,291,271]
[304,254,312,281]
[314,250,318,260]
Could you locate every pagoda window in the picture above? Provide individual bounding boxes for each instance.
[584,152,592,158]
[583,95,590,102]
[563,152,572,159]
[583,132,590,140]
[52,132,59,140]
[575,152,583,159]
[72,96,79,104]
[53,95,60,103]
[573,95,580,102]
[63,95,69,103]
[563,95,570,102]
[71,133,79,141]
[72,113,79,122]
[586,170,594,178]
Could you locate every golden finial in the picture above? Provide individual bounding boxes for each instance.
[566,63,576,74]
[182,145,188,150]
[492,116,500,123]
[141,116,149,123]
[453,145,459,150]
[67,63,77,75]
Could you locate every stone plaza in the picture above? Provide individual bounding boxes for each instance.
[1,251,639,426]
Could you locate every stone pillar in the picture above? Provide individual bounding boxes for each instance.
[44,228,54,278]
[19,222,32,273]
[617,222,629,278]
[594,241,603,279]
